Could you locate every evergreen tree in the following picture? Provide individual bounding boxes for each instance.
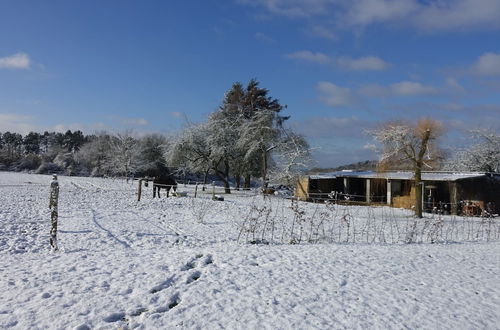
[23,132,42,154]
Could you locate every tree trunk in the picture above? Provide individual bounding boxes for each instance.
[202,169,209,191]
[235,174,241,191]
[223,160,231,194]
[415,128,431,218]
[414,166,423,218]
[214,160,231,194]
[223,180,231,194]
[244,174,251,190]
[262,150,268,189]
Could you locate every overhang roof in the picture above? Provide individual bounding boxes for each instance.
[308,171,496,182]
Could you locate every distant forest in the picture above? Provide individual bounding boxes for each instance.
[309,160,378,174]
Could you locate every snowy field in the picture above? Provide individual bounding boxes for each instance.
[1,172,499,329]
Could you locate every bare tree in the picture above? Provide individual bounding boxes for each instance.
[368,118,443,218]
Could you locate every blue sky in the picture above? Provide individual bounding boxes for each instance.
[1,0,500,167]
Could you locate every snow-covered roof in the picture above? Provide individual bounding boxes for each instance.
[309,171,495,182]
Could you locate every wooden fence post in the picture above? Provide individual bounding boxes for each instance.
[137,179,144,201]
[49,174,59,251]
[212,181,215,200]
[194,183,199,198]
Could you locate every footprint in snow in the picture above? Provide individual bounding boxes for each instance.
[103,312,126,323]
[150,275,175,294]
[203,255,214,266]
[186,271,201,284]
[181,254,204,271]
[129,307,148,317]
[74,324,91,330]
[155,293,181,313]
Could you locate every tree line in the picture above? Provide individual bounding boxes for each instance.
[0,79,311,191]
[0,129,169,178]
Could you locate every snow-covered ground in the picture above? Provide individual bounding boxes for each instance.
[1,172,499,329]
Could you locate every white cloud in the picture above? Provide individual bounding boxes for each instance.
[169,111,184,119]
[358,81,438,97]
[0,113,36,134]
[414,0,500,32]
[472,52,500,76]
[285,50,331,64]
[318,80,439,107]
[254,32,275,43]
[343,0,417,27]
[445,77,465,92]
[336,56,390,71]
[316,81,356,106]
[237,0,332,18]
[238,0,500,33]
[285,51,390,71]
[308,25,337,40]
[122,118,148,126]
[0,53,31,70]
[389,81,437,96]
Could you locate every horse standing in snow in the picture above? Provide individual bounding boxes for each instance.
[144,163,178,198]
[153,174,177,198]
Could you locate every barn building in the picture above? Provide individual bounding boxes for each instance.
[295,171,500,216]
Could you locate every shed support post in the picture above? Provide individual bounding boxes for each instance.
[387,180,392,205]
[343,178,349,195]
[450,182,458,215]
[365,179,371,203]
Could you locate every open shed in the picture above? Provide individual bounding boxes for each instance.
[295,171,500,215]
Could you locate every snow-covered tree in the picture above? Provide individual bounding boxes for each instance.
[109,131,141,180]
[446,130,500,172]
[368,118,443,218]
[136,133,170,174]
[23,132,42,154]
[269,129,311,187]
[168,123,212,186]
[75,133,114,176]
[239,79,288,189]
[0,132,23,164]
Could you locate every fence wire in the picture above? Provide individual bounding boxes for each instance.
[237,197,500,245]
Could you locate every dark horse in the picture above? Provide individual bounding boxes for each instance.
[145,163,177,198]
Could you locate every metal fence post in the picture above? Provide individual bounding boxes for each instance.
[49,174,59,251]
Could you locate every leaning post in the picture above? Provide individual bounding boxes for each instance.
[49,174,59,251]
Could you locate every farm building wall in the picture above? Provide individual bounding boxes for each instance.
[295,177,309,201]
[456,176,500,214]
[296,173,500,215]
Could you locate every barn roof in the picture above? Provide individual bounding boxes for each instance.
[308,171,495,182]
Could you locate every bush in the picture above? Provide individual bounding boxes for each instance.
[35,162,63,174]
[12,154,42,171]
